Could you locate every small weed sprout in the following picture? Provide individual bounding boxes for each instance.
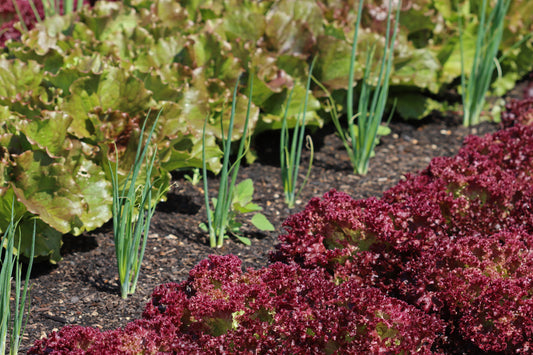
[184,168,203,186]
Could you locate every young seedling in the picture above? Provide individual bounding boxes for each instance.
[280,58,316,209]
[460,0,511,127]
[201,76,274,248]
[108,110,164,299]
[183,168,202,186]
[0,200,35,355]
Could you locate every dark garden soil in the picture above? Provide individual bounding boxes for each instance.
[14,81,531,352]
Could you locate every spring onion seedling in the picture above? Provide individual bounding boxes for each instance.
[108,110,164,299]
[316,0,399,175]
[0,200,35,355]
[280,58,316,208]
[201,76,274,248]
[460,0,511,127]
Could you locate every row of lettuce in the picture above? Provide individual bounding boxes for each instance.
[29,98,533,353]
[0,0,532,263]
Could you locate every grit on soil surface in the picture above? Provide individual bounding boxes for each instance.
[15,88,528,351]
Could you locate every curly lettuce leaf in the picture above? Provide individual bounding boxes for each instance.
[0,57,44,99]
[265,0,323,56]
[0,188,63,262]
[10,144,112,236]
[62,66,153,139]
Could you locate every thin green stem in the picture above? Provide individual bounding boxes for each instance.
[346,0,364,147]
[460,0,511,126]
[202,74,256,247]
[280,58,316,208]
[202,116,216,247]
[0,199,35,355]
[294,135,314,203]
[280,88,294,202]
[348,0,400,175]
[312,77,353,160]
[218,78,246,247]
[356,0,399,174]
[10,0,30,32]
[10,220,35,355]
[0,206,16,355]
[109,110,162,299]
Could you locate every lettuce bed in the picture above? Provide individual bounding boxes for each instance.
[28,99,533,353]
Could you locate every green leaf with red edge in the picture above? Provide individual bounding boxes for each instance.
[0,187,62,262]
[155,102,222,173]
[315,34,359,91]
[10,144,112,237]
[257,83,321,133]
[13,111,73,156]
[20,14,76,56]
[0,57,44,100]
[219,3,266,43]
[61,66,153,139]
[78,1,138,42]
[264,0,323,56]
